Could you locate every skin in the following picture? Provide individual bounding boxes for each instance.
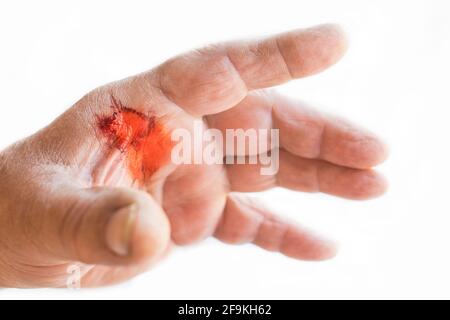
[0,24,388,288]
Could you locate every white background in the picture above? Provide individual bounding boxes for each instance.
[0,0,449,299]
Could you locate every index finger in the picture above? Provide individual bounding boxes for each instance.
[153,24,347,116]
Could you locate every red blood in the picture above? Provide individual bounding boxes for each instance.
[97,96,173,184]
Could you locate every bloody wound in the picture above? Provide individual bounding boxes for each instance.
[97,96,172,184]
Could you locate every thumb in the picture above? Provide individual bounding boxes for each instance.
[42,186,171,266]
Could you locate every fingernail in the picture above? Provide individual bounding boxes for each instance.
[105,204,138,256]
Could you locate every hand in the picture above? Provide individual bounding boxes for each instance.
[0,24,388,288]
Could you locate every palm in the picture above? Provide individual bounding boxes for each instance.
[90,108,229,246]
